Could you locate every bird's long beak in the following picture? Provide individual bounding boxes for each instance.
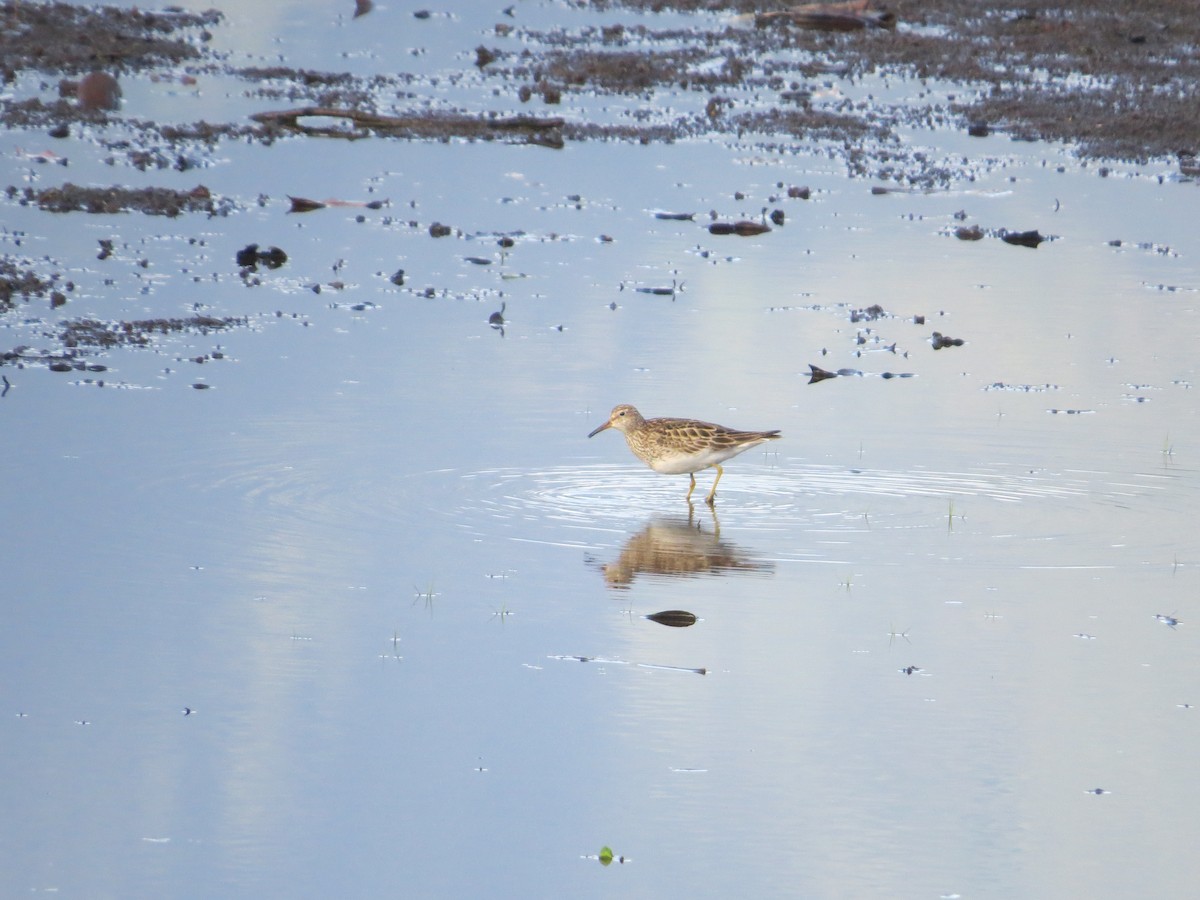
[587,421,611,438]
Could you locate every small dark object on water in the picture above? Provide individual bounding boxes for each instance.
[75,71,122,111]
[475,45,497,68]
[709,220,771,236]
[769,208,785,226]
[967,120,990,137]
[236,244,288,269]
[808,364,838,383]
[901,665,921,675]
[464,256,492,266]
[413,8,431,18]
[259,246,287,268]
[645,610,698,628]
[390,269,405,286]
[288,195,325,213]
[809,364,912,383]
[655,211,695,221]
[1001,229,1045,248]
[498,236,515,248]
[488,302,506,326]
[429,222,451,238]
[788,185,811,199]
[849,303,886,322]
[97,239,114,260]
[931,331,964,349]
[955,225,984,241]
[635,279,682,297]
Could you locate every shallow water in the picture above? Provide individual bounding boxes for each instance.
[2,1,1199,897]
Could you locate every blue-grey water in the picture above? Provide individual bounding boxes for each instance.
[2,1,1198,897]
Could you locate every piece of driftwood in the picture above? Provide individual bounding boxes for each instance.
[250,107,565,148]
[709,220,771,236]
[756,1,896,31]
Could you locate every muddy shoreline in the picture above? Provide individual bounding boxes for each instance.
[2,0,1198,362]
[3,0,1197,165]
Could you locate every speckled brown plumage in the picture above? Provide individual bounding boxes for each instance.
[587,404,780,504]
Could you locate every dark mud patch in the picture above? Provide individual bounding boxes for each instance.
[589,0,1200,164]
[0,258,60,311]
[3,0,1199,166]
[0,1,220,76]
[10,183,235,217]
[59,315,244,348]
[2,314,247,372]
[4,0,1198,171]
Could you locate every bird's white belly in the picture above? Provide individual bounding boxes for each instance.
[647,447,729,475]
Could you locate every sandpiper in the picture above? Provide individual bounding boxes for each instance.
[588,404,780,504]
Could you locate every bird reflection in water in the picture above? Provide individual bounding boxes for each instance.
[595,506,773,589]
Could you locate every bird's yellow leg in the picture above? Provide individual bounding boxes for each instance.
[705,465,724,506]
[685,473,697,502]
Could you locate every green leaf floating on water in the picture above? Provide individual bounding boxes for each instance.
[599,846,614,866]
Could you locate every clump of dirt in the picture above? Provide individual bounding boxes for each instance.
[16,183,235,217]
[1,314,247,372]
[0,258,59,311]
[583,0,1200,162]
[0,1,221,76]
[59,315,245,349]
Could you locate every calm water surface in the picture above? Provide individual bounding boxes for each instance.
[2,1,1198,897]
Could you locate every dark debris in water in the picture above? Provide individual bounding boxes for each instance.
[0,2,221,74]
[60,315,246,349]
[644,610,698,628]
[1000,229,1047,249]
[236,244,288,270]
[3,315,246,376]
[0,258,59,311]
[709,220,771,236]
[808,364,914,383]
[15,183,234,218]
[931,331,964,349]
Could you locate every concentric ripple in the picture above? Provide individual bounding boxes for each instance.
[451,461,1168,537]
